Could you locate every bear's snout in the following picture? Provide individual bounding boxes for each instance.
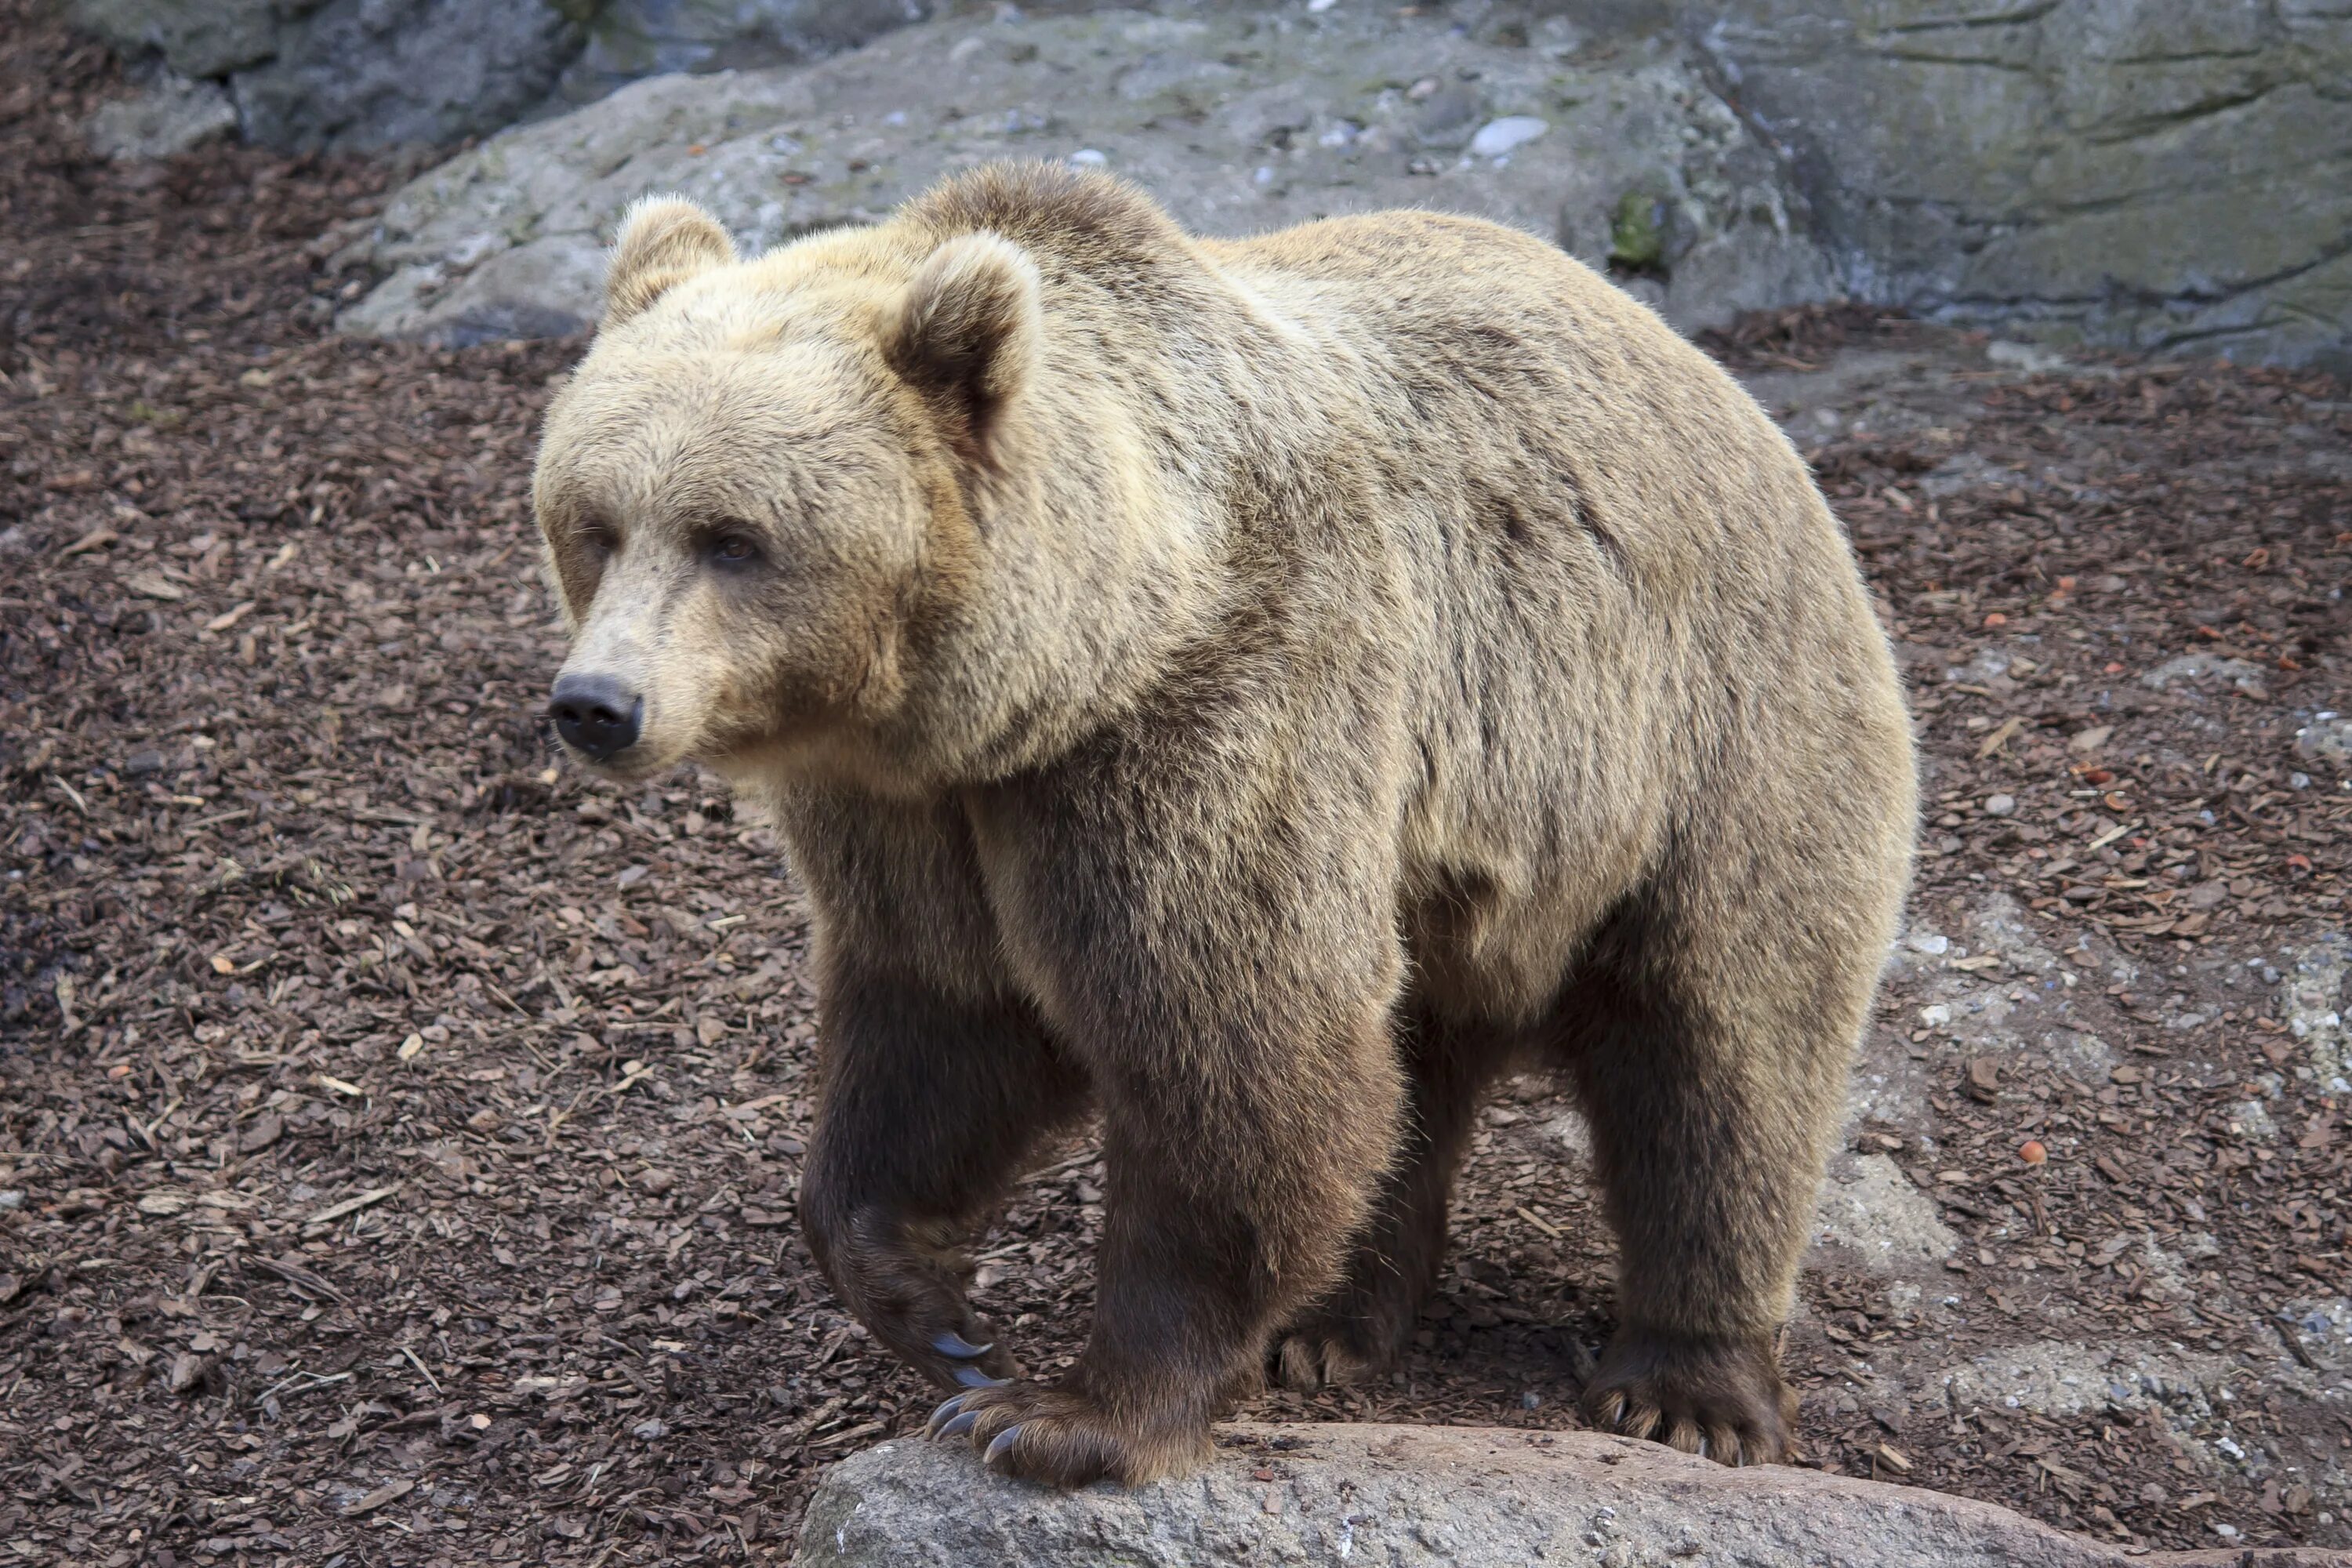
[549,672,643,761]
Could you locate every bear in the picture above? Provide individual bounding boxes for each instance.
[531,162,1917,1489]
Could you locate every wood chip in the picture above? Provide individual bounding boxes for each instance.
[305,1186,399,1225]
[123,570,187,601]
[343,1478,414,1516]
[1976,716,2024,758]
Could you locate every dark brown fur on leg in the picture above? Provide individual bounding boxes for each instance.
[1275,1007,1506,1389]
[919,728,1410,1487]
[929,1028,1404,1484]
[800,971,1086,1391]
[1561,892,1869,1466]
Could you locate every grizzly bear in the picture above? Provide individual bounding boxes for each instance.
[532,162,1916,1488]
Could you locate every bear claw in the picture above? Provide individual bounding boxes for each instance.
[932,1330,994,1359]
[938,1409,981,1439]
[926,1392,970,1436]
[1578,1330,1795,1467]
[983,1425,1024,1465]
[954,1363,1008,1388]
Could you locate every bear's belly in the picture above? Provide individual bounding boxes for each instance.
[1399,846,1639,1028]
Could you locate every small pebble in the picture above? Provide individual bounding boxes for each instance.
[1984,793,2015,815]
[1068,148,1107,168]
[0,1190,22,1210]
[1468,117,1548,158]
[1519,1390,1541,1410]
[633,1419,667,1441]
[2018,1140,2048,1165]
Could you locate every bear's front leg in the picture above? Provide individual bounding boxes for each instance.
[934,764,1410,1487]
[927,1014,1405,1485]
[800,969,1087,1392]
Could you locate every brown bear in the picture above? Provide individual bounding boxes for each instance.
[531,162,1916,1488]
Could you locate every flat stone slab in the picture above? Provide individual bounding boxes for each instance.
[792,1421,2310,1566]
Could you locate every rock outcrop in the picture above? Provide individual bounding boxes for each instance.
[789,1421,2314,1566]
[332,7,1830,345]
[72,0,2352,365]
[71,0,588,149]
[82,70,238,160]
[1690,0,2352,372]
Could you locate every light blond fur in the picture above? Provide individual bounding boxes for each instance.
[532,163,1917,1486]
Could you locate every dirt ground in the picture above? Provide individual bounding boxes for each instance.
[5,5,2352,1564]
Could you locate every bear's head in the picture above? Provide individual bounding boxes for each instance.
[532,194,1042,787]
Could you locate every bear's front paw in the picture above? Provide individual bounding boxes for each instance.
[1271,1308,1404,1392]
[925,1381,1210,1487]
[814,1216,1022,1390]
[1579,1328,1797,1467]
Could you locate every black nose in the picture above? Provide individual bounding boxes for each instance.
[550,673,641,760]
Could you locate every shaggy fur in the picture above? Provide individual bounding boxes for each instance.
[531,162,1918,1487]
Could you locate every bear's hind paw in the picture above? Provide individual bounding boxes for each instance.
[1578,1329,1798,1468]
[1272,1327,1380,1392]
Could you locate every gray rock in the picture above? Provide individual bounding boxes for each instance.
[1935,1339,2234,1424]
[73,0,2352,365]
[229,0,587,150]
[338,9,1833,346]
[2297,713,2352,775]
[562,0,938,103]
[70,0,278,79]
[2281,932,2350,1091]
[83,71,238,159]
[1690,0,2352,368]
[793,1421,2142,1566]
[1812,1150,1957,1272]
[2142,652,2271,697]
[73,0,590,151]
[2279,1296,2352,1376]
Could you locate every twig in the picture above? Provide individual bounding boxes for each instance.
[401,1344,444,1397]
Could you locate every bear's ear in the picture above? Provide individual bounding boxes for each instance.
[882,232,1040,469]
[603,196,736,329]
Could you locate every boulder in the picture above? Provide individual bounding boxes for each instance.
[71,0,2352,365]
[561,0,942,103]
[70,0,589,151]
[336,7,1831,346]
[70,0,279,80]
[228,0,588,149]
[1689,0,2352,371]
[82,71,238,160]
[792,1421,2276,1566]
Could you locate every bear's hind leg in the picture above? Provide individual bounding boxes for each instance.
[800,971,1087,1392]
[1275,1005,1504,1389]
[1559,900,1872,1465]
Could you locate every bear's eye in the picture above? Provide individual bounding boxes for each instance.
[705,531,761,569]
[579,521,619,559]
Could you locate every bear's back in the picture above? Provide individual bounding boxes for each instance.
[1202,208,1841,623]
